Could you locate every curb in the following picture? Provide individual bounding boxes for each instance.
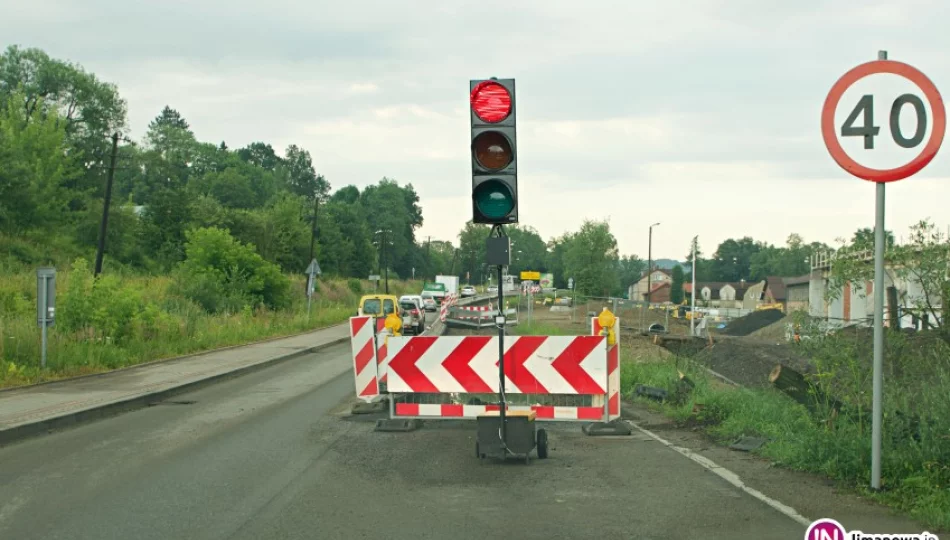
[0,323,347,395]
[0,336,349,448]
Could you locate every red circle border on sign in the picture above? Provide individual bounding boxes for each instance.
[821,59,946,183]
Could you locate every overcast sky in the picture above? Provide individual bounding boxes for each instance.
[4,0,949,260]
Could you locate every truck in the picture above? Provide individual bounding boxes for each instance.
[435,275,460,296]
[422,282,447,304]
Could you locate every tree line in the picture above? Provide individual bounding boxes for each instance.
[0,45,453,280]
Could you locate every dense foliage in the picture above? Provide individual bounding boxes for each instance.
[0,45,449,283]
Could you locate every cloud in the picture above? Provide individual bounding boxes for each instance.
[3,0,950,260]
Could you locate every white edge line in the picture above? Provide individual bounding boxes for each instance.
[626,420,812,528]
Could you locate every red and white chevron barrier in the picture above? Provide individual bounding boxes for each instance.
[438,293,459,322]
[592,316,621,421]
[388,335,607,395]
[350,309,620,422]
[350,316,379,400]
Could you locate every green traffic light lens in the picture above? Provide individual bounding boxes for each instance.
[473,179,514,219]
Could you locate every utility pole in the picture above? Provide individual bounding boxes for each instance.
[647,222,660,305]
[425,236,432,279]
[383,230,389,294]
[690,236,697,336]
[94,132,120,278]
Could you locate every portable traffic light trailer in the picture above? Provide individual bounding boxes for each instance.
[346,77,625,460]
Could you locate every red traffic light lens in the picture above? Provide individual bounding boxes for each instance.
[470,81,511,123]
[472,131,513,171]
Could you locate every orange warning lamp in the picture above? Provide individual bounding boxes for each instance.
[385,312,402,336]
[598,308,616,346]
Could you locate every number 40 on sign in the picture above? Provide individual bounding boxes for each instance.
[822,58,945,182]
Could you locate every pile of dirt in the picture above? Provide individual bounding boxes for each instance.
[620,335,672,362]
[693,338,813,388]
[748,314,795,342]
[717,309,786,337]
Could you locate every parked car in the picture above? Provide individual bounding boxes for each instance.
[486,286,498,294]
[399,299,425,335]
[420,292,438,311]
[461,286,476,297]
[358,294,398,318]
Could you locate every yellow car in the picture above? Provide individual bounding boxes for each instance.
[358,294,399,318]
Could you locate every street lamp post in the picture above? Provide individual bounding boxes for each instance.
[647,222,661,305]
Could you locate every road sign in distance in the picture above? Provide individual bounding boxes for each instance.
[821,59,945,182]
[521,271,541,281]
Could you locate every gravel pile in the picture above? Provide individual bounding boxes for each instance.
[718,309,786,337]
[693,338,813,388]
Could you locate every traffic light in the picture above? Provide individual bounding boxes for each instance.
[470,78,517,224]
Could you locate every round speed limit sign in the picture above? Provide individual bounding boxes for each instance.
[821,59,946,182]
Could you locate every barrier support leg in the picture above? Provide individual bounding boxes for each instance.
[374,394,422,432]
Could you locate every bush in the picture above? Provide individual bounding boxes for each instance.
[58,258,148,343]
[347,278,362,295]
[177,227,291,312]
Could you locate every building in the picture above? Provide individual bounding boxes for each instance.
[783,275,810,312]
[808,251,944,329]
[644,282,672,303]
[764,276,787,305]
[629,268,672,302]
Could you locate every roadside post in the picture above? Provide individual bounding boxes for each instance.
[306,259,321,318]
[569,277,575,323]
[36,267,56,369]
[821,50,945,489]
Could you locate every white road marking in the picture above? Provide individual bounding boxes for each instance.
[625,420,812,528]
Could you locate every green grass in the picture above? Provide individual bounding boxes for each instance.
[619,352,950,531]
[512,321,573,336]
[0,266,425,389]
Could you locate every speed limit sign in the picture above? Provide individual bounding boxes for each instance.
[821,58,945,182]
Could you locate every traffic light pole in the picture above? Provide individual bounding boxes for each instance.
[486,223,509,454]
[496,262,506,451]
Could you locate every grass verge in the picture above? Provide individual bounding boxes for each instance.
[0,265,422,389]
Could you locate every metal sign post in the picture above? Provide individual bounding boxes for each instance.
[306,259,321,318]
[821,50,945,489]
[36,267,56,369]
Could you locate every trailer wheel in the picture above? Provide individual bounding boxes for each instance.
[537,428,549,459]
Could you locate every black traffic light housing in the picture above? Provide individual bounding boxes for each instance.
[470,78,518,224]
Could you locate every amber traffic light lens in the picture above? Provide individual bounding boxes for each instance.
[472,131,513,171]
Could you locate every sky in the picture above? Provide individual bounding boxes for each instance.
[3,0,950,260]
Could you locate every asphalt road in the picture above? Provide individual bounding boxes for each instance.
[0,322,809,539]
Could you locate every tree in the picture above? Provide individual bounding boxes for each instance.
[827,220,948,339]
[0,93,78,234]
[710,237,762,282]
[563,220,619,296]
[237,142,282,171]
[0,45,127,146]
[670,265,685,304]
[457,221,489,281]
[284,144,329,200]
[616,255,646,297]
